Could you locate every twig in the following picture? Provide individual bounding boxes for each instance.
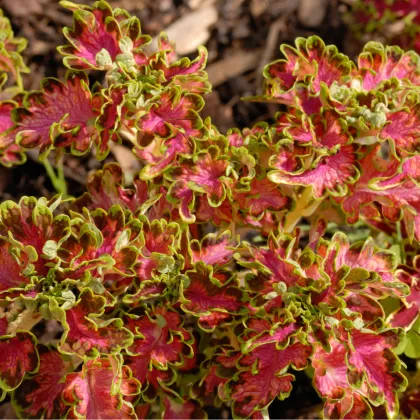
[255,17,287,93]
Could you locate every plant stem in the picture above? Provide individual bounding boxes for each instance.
[43,159,67,196]
[283,186,321,233]
[119,127,138,145]
[6,309,42,335]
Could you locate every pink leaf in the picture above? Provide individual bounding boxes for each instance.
[59,1,121,70]
[228,341,311,418]
[181,262,243,327]
[13,347,70,419]
[0,329,38,392]
[357,43,420,90]
[235,178,290,217]
[179,148,230,206]
[58,289,133,357]
[347,330,406,416]
[269,145,358,198]
[63,357,140,419]
[162,396,204,419]
[0,237,33,296]
[14,74,97,156]
[125,307,192,388]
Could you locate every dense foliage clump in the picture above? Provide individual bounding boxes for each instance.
[0,1,419,418]
[348,0,420,54]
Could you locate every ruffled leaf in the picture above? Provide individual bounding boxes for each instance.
[347,330,407,417]
[0,101,25,166]
[14,74,99,157]
[357,43,420,90]
[0,326,39,393]
[13,347,70,419]
[226,335,311,418]
[125,307,192,394]
[63,356,140,419]
[57,289,133,358]
[180,262,243,329]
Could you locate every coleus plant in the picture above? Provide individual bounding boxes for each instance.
[0,1,420,419]
[347,0,420,55]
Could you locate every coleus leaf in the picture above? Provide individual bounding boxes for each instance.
[269,145,359,199]
[0,196,70,275]
[0,9,29,87]
[125,306,193,395]
[0,236,36,298]
[389,260,420,329]
[136,86,204,141]
[0,317,39,394]
[195,196,233,225]
[347,329,407,417]
[59,0,151,71]
[13,346,71,419]
[13,73,123,159]
[55,288,133,358]
[235,178,291,218]
[180,262,243,330]
[135,87,204,179]
[73,162,162,216]
[267,107,358,201]
[378,103,420,155]
[313,329,407,418]
[57,205,140,289]
[0,101,26,166]
[135,217,179,281]
[137,131,193,180]
[312,338,372,419]
[313,233,408,310]
[95,85,127,159]
[261,36,353,112]
[175,146,231,207]
[226,350,299,419]
[238,233,316,295]
[188,230,235,269]
[148,33,210,94]
[280,109,351,148]
[340,148,420,241]
[151,45,211,94]
[13,73,100,157]
[167,179,195,223]
[225,319,312,418]
[59,1,121,70]
[162,395,205,419]
[356,42,420,90]
[63,355,140,419]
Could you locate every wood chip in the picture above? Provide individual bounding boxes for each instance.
[298,0,327,28]
[250,0,269,17]
[150,3,218,55]
[2,0,46,17]
[110,144,142,175]
[206,49,262,87]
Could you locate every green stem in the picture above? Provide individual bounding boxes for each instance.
[6,309,42,335]
[43,159,67,196]
[283,186,321,233]
[119,127,138,145]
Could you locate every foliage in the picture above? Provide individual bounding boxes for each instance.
[0,1,419,418]
[348,0,420,55]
